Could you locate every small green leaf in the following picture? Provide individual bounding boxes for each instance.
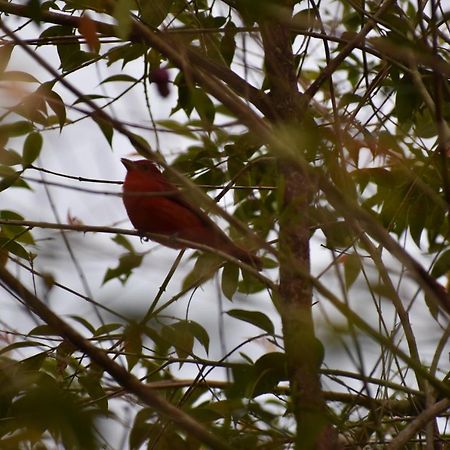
[28,324,58,336]
[79,372,108,412]
[100,74,138,84]
[192,88,215,124]
[0,210,35,244]
[93,113,114,146]
[0,169,30,192]
[343,253,361,289]
[69,315,96,334]
[113,0,134,39]
[0,44,14,72]
[184,320,209,354]
[0,121,34,137]
[129,408,154,450]
[72,94,110,107]
[338,93,363,108]
[164,322,193,360]
[45,89,66,129]
[227,309,274,335]
[0,149,21,166]
[182,253,221,291]
[123,323,142,370]
[0,71,39,83]
[220,23,236,66]
[94,323,122,337]
[103,252,143,284]
[238,269,266,294]
[140,0,173,27]
[221,262,239,300]
[112,234,135,252]
[249,352,288,397]
[128,133,153,155]
[431,250,450,279]
[26,0,42,24]
[394,75,420,124]
[23,132,43,167]
[156,120,197,140]
[106,43,147,67]
[0,236,30,259]
[0,341,44,356]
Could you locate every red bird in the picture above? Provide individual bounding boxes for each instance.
[121,159,262,269]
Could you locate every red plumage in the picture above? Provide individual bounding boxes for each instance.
[121,158,261,269]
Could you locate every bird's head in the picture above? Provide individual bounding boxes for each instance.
[121,158,162,175]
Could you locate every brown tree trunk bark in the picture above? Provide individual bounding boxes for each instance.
[259,3,338,448]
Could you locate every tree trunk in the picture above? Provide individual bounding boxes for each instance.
[259,3,336,448]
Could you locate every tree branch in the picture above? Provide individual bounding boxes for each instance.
[0,1,272,116]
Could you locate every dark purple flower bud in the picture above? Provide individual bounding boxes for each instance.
[150,68,170,97]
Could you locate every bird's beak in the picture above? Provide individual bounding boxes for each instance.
[121,158,133,170]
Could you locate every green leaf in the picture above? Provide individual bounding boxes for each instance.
[227,309,274,335]
[94,323,122,337]
[0,210,35,244]
[130,408,153,450]
[431,250,450,279]
[100,74,138,84]
[221,262,239,300]
[414,108,437,139]
[28,324,58,336]
[69,315,96,334]
[123,323,143,370]
[343,253,361,289]
[22,132,43,167]
[171,73,193,117]
[0,168,30,192]
[57,36,95,72]
[112,234,135,252]
[106,43,147,67]
[78,371,108,413]
[0,236,30,259]
[408,196,428,248]
[0,149,21,166]
[26,0,43,24]
[0,121,34,138]
[0,71,39,83]
[184,320,209,354]
[11,376,99,450]
[250,352,288,397]
[45,89,66,129]
[220,22,236,66]
[394,75,420,124]
[128,132,153,156]
[338,93,363,108]
[72,94,110,106]
[93,113,114,146]
[238,269,266,294]
[17,87,47,116]
[103,252,143,284]
[192,88,215,124]
[156,120,197,140]
[162,322,193,360]
[113,0,135,39]
[140,0,174,27]
[0,341,44,356]
[182,253,221,291]
[0,44,14,72]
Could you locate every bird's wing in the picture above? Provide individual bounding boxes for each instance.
[162,176,233,243]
